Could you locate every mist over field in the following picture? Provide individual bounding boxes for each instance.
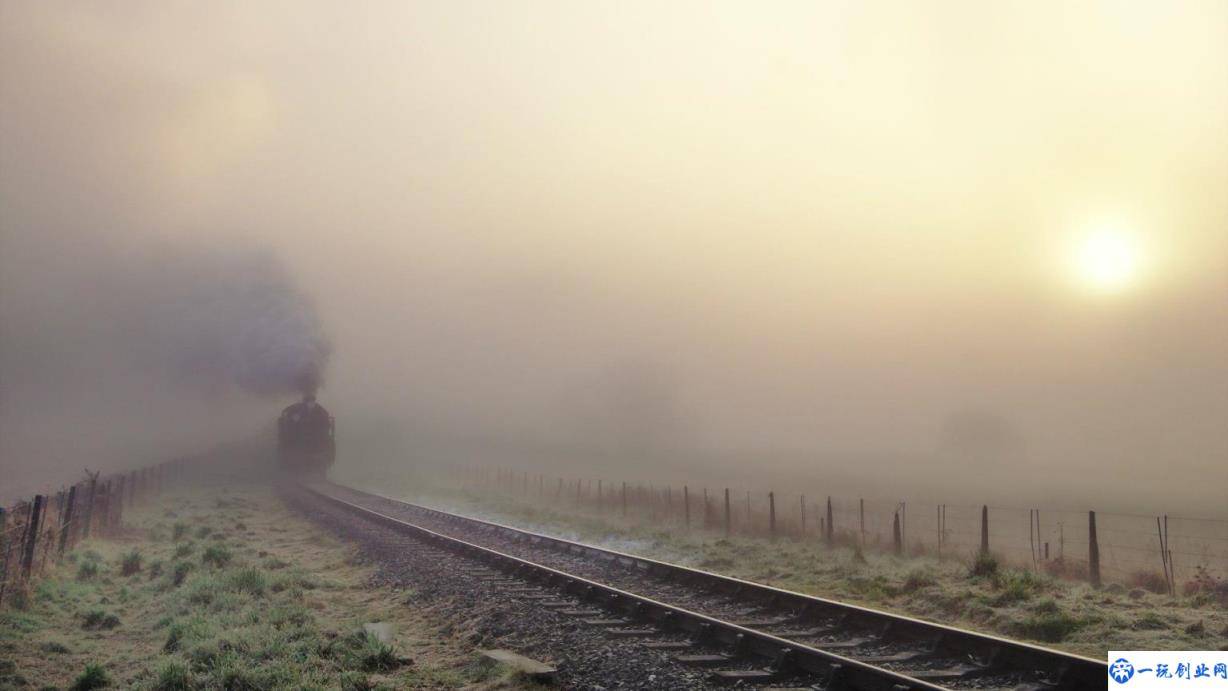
[2,2,1226,513]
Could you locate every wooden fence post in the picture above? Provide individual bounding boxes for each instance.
[768,491,776,539]
[102,482,114,536]
[799,495,806,535]
[825,496,835,546]
[21,495,45,580]
[723,489,731,537]
[859,498,865,545]
[1088,510,1101,588]
[58,486,77,554]
[980,505,989,555]
[892,510,902,555]
[112,480,125,529]
[0,506,7,598]
[621,482,627,517]
[683,486,690,528]
[82,476,98,539]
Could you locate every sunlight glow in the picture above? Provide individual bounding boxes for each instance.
[1073,223,1142,294]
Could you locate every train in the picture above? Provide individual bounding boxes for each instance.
[277,393,335,475]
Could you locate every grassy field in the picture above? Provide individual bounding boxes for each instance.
[0,481,535,690]
[350,477,1228,660]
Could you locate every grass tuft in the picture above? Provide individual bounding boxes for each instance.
[76,560,100,581]
[172,560,195,587]
[969,551,999,578]
[225,567,267,596]
[120,550,142,576]
[901,568,937,593]
[152,659,194,691]
[69,663,110,690]
[40,639,72,655]
[991,569,1046,605]
[1012,610,1083,642]
[81,609,121,630]
[201,544,232,568]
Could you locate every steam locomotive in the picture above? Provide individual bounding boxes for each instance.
[277,393,335,475]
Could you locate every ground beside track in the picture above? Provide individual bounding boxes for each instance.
[0,481,537,690]
[334,471,1228,659]
[288,488,723,690]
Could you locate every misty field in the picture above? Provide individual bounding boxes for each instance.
[338,466,1228,659]
[0,483,533,690]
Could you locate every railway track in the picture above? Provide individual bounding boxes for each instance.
[302,481,1107,690]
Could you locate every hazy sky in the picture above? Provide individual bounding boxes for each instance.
[2,2,1225,510]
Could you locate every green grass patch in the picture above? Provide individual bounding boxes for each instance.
[69,662,110,690]
[201,544,232,568]
[152,659,194,691]
[969,551,999,578]
[1011,610,1084,642]
[76,560,100,581]
[172,560,195,586]
[80,609,121,630]
[120,549,142,576]
[225,567,267,596]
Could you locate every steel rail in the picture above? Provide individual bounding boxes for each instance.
[302,482,949,690]
[321,481,1108,690]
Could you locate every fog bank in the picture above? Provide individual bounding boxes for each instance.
[3,2,1225,513]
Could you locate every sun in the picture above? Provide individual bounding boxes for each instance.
[1072,222,1142,294]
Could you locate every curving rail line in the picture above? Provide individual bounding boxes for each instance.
[302,481,1108,690]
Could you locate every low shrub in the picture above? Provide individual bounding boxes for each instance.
[81,609,121,630]
[152,659,194,691]
[339,671,375,691]
[1031,598,1061,614]
[173,522,189,541]
[992,570,1046,605]
[172,561,195,586]
[6,584,30,610]
[339,631,403,673]
[969,551,999,578]
[1012,611,1083,642]
[201,545,231,568]
[174,543,195,559]
[76,561,100,581]
[184,576,221,606]
[1182,566,1228,606]
[226,567,267,596]
[120,550,142,576]
[69,663,110,691]
[270,571,318,593]
[40,640,72,655]
[901,568,936,593]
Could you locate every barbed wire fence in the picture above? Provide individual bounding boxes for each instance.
[446,465,1228,596]
[0,458,188,607]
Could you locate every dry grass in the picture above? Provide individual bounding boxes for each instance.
[362,477,1228,659]
[0,483,539,690]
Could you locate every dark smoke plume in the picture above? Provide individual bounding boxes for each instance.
[143,249,331,398]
